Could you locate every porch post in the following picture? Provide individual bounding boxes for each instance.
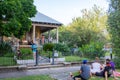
[56,27,58,43]
[33,25,36,43]
[48,31,50,43]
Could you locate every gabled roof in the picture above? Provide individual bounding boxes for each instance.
[30,12,62,26]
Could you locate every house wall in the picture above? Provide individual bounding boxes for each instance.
[24,26,41,45]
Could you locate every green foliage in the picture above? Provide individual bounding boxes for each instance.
[20,48,32,55]
[42,43,70,57]
[43,43,54,51]
[80,42,104,59]
[0,0,36,38]
[113,57,120,69]
[42,43,55,58]
[54,43,70,52]
[20,48,32,59]
[108,0,120,57]
[40,50,53,58]
[3,53,14,57]
[0,41,13,56]
[54,43,70,56]
[0,57,16,66]
[58,6,108,47]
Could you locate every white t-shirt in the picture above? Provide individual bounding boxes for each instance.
[91,62,101,73]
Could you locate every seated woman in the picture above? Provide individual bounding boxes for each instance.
[91,57,103,75]
[106,59,119,80]
[95,62,112,80]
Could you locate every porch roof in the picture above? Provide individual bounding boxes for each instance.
[30,12,62,26]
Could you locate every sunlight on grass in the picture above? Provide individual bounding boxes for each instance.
[65,56,88,62]
[90,77,115,80]
[73,71,120,80]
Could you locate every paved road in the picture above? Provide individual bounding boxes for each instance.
[0,66,80,80]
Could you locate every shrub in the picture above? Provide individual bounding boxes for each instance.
[80,42,104,59]
[3,53,14,57]
[20,48,32,54]
[20,48,32,59]
[54,43,70,52]
[113,57,120,69]
[0,41,13,57]
[40,50,53,58]
[54,43,70,56]
[43,43,54,51]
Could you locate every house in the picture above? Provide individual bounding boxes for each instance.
[20,12,62,48]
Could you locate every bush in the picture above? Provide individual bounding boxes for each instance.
[20,48,32,54]
[54,43,70,52]
[0,41,13,56]
[40,50,53,58]
[80,42,104,59]
[43,43,54,51]
[20,48,33,59]
[3,53,14,57]
[113,57,120,69]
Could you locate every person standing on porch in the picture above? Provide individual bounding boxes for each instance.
[31,40,37,60]
[41,35,45,45]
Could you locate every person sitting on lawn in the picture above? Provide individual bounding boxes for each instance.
[70,60,91,80]
[106,59,119,80]
[91,57,103,75]
[95,61,112,80]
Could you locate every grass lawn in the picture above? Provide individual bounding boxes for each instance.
[65,56,89,62]
[90,77,116,80]
[0,57,16,66]
[0,75,56,80]
[73,71,120,80]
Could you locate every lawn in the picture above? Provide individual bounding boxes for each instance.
[65,56,89,62]
[0,57,16,66]
[1,75,118,80]
[90,77,116,80]
[0,75,56,80]
[72,71,120,80]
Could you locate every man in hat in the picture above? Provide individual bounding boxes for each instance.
[70,60,91,80]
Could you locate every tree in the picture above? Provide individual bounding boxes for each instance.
[108,0,120,57]
[0,0,36,39]
[58,5,108,47]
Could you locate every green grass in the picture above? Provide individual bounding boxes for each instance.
[65,56,89,62]
[0,57,16,66]
[72,71,119,80]
[90,75,115,80]
[0,75,56,80]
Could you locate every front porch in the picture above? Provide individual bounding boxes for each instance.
[19,12,62,48]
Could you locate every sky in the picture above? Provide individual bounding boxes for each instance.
[34,0,109,25]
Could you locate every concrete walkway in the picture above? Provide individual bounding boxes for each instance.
[0,66,80,80]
